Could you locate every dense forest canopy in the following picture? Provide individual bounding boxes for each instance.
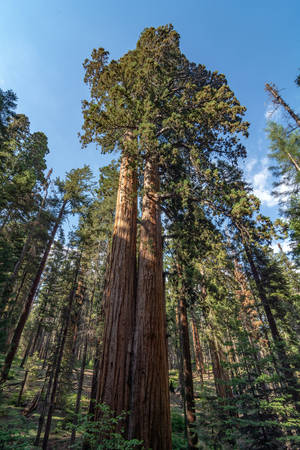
[0,24,299,450]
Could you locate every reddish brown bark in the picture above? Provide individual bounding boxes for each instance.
[177,280,198,449]
[209,337,233,400]
[175,305,187,428]
[233,259,263,343]
[191,315,205,384]
[94,151,138,420]
[128,158,171,449]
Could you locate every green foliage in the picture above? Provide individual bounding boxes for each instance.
[266,121,300,185]
[67,404,143,449]
[0,402,33,450]
[171,412,186,450]
[266,119,300,264]
[63,165,94,210]
[289,195,300,264]
[0,423,32,449]
[1,28,299,450]
[0,88,17,143]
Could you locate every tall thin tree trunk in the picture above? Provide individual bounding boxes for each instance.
[175,304,188,440]
[20,318,44,369]
[209,337,232,400]
[128,158,171,449]
[244,244,282,343]
[42,259,80,450]
[0,268,28,320]
[94,148,138,422]
[17,369,29,406]
[177,278,198,449]
[88,339,101,419]
[243,243,300,410]
[20,326,36,368]
[34,368,54,446]
[41,332,51,369]
[0,200,67,384]
[70,331,88,447]
[265,83,300,128]
[31,322,44,356]
[1,270,28,348]
[191,314,205,384]
[1,177,50,314]
[23,378,47,418]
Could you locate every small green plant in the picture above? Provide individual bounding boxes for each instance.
[0,421,32,449]
[171,411,186,449]
[68,403,143,449]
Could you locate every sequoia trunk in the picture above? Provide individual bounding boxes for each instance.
[128,158,171,449]
[94,149,137,420]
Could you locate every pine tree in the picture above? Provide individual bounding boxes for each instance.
[0,166,93,383]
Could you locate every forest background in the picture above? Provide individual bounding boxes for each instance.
[0,1,300,449]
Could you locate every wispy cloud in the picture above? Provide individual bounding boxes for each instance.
[271,240,291,254]
[248,158,278,207]
[245,158,257,173]
[265,102,282,122]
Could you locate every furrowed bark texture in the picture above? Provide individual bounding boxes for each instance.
[128,158,171,449]
[95,152,137,419]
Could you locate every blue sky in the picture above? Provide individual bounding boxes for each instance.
[1,0,299,235]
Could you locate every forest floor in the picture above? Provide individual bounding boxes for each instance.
[0,355,87,449]
[169,368,217,449]
[0,356,214,449]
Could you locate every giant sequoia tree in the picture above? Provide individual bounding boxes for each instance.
[81,24,248,448]
[1,29,300,450]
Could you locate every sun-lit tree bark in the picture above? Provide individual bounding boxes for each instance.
[94,147,138,421]
[128,158,171,449]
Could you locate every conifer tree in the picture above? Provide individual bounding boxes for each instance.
[0,166,93,383]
